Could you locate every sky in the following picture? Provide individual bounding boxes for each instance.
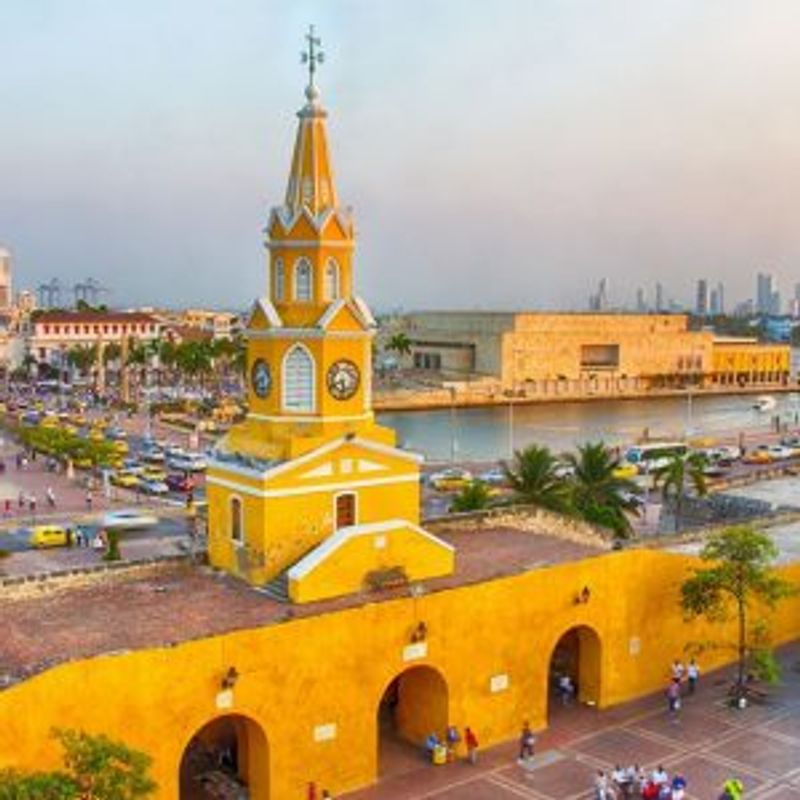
[2,1,800,313]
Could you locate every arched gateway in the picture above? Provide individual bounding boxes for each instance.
[548,625,602,718]
[377,665,449,777]
[179,714,269,799]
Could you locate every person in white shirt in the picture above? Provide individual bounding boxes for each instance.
[671,659,685,682]
[687,659,700,694]
[651,765,669,785]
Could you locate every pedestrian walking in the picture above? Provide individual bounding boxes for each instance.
[17,490,25,510]
[3,498,10,517]
[666,680,681,720]
[445,723,460,761]
[85,489,93,511]
[46,486,56,508]
[28,495,36,521]
[670,659,685,683]
[518,721,536,761]
[719,778,744,800]
[464,726,479,764]
[687,659,700,695]
[594,770,612,800]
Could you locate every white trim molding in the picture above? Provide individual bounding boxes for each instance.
[246,411,373,424]
[207,473,420,499]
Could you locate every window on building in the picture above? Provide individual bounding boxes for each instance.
[294,259,313,302]
[335,492,356,529]
[274,259,285,301]
[63,326,70,334]
[230,497,243,543]
[283,344,315,412]
[84,325,89,334]
[54,326,60,334]
[324,259,340,301]
[43,326,50,335]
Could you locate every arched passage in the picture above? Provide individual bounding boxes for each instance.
[547,625,602,720]
[377,665,448,778]
[179,714,269,800]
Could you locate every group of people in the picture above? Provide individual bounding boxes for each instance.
[666,658,700,716]
[595,765,686,799]
[423,724,480,765]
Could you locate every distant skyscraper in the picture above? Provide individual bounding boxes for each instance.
[695,279,709,316]
[0,245,12,309]
[655,282,664,312]
[709,288,720,316]
[635,287,646,312]
[794,282,800,302]
[716,281,725,315]
[589,278,609,311]
[756,272,774,314]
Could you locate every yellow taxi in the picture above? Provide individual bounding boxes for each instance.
[111,440,129,455]
[613,462,639,479]
[71,414,88,427]
[142,466,167,482]
[110,470,140,489]
[40,415,59,428]
[429,468,473,492]
[73,456,94,470]
[89,428,105,442]
[742,447,772,465]
[29,525,69,549]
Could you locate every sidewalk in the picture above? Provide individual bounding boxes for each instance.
[344,643,800,799]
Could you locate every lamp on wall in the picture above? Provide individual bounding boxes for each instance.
[221,667,239,691]
[574,586,591,605]
[410,621,428,643]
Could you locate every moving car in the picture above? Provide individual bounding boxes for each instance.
[105,426,127,440]
[429,467,473,492]
[478,466,508,486]
[143,448,166,464]
[168,452,207,472]
[767,444,794,461]
[102,510,158,530]
[742,446,772,465]
[139,479,169,496]
[142,466,167,483]
[612,462,639,479]
[29,525,69,549]
[110,470,140,489]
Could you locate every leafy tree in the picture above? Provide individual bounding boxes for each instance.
[502,444,571,513]
[653,451,708,531]
[450,480,491,513]
[566,442,640,538]
[102,343,122,366]
[385,332,412,358]
[0,729,156,799]
[66,346,96,377]
[681,525,797,696]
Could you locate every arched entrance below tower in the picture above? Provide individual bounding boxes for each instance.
[547,625,602,721]
[179,714,269,800]
[377,665,449,778]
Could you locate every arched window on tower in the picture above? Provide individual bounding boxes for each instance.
[324,259,340,301]
[294,258,313,302]
[283,344,315,412]
[274,259,285,302]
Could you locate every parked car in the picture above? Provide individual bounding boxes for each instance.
[122,459,146,475]
[767,444,794,461]
[105,426,127,440]
[29,524,69,549]
[168,452,207,472]
[429,467,473,492]
[742,447,772,465]
[139,479,169,496]
[142,448,166,464]
[166,473,195,493]
[142,466,168,482]
[478,466,508,486]
[102,510,158,530]
[110,470,140,489]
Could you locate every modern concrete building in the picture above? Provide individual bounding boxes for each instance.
[0,246,13,310]
[402,311,791,394]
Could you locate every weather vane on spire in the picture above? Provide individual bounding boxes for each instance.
[301,24,324,90]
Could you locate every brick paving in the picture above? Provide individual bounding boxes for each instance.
[344,643,800,799]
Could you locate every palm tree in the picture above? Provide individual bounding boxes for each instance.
[653,451,708,532]
[450,480,492,513]
[502,444,571,512]
[386,332,412,359]
[566,442,641,539]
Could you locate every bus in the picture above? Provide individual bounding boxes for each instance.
[622,442,688,473]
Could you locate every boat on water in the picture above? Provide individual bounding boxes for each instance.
[753,395,777,412]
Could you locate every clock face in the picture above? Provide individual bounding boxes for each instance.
[326,359,360,401]
[251,359,272,399]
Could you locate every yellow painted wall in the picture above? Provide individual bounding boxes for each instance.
[1,550,798,799]
[288,522,454,603]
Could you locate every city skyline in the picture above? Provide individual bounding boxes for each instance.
[3,2,800,311]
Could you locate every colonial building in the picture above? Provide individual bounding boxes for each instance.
[23,310,160,366]
[402,311,791,395]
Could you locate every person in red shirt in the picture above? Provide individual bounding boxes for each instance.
[464,727,479,764]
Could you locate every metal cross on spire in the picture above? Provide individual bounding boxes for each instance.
[301,24,324,89]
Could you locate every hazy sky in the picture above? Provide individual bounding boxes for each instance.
[2,1,800,312]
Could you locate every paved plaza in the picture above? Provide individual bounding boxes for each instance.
[345,644,800,800]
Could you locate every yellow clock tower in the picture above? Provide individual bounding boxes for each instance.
[207,28,454,598]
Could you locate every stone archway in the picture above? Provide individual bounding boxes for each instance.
[179,713,269,799]
[376,665,449,778]
[547,625,602,719]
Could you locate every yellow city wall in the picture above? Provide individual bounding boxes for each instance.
[288,522,455,603]
[1,550,798,799]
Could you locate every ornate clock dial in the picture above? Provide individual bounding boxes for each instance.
[326,359,360,400]
[251,359,272,399]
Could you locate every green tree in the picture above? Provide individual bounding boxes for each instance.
[385,332,412,358]
[66,346,96,377]
[450,480,492,513]
[681,525,797,696]
[502,444,571,513]
[566,442,640,539]
[0,729,156,800]
[653,451,708,532]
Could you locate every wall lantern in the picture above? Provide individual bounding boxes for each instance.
[574,586,591,605]
[410,621,428,643]
[221,667,239,690]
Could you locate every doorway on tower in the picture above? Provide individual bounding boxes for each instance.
[548,625,602,725]
[335,491,356,529]
[179,714,269,800]
[377,666,449,779]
